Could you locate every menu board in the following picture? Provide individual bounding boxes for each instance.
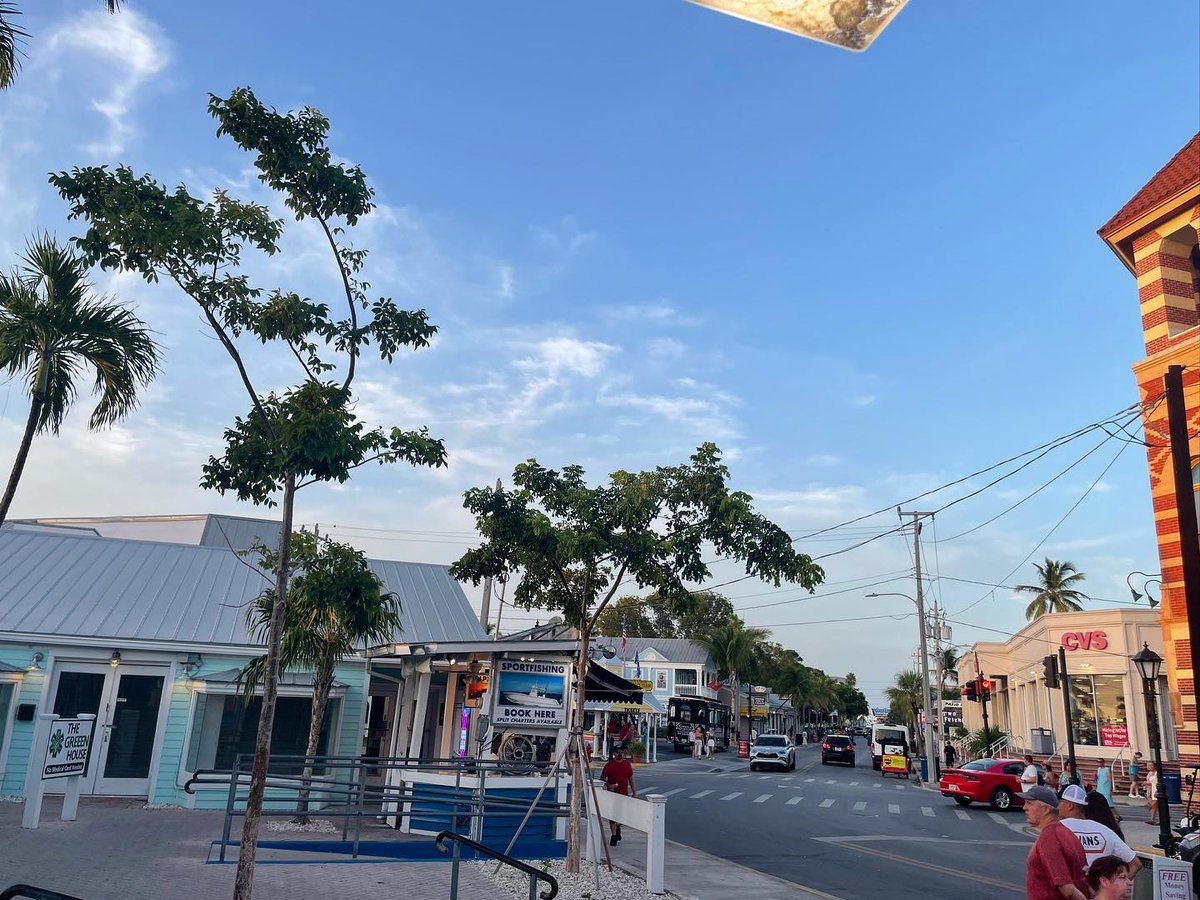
[1100,723,1129,748]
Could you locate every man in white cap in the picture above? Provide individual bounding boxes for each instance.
[1016,784,1088,900]
[1057,784,1141,877]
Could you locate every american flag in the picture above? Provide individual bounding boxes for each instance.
[620,628,627,658]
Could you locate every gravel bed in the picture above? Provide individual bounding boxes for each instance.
[479,859,676,900]
[265,817,338,833]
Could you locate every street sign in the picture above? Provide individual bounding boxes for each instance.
[942,700,963,730]
[42,717,93,780]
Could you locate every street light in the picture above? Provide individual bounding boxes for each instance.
[1131,642,1174,851]
[868,591,936,783]
[1126,571,1163,608]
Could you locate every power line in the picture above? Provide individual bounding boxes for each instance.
[933,574,1141,607]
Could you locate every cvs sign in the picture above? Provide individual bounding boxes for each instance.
[1060,631,1108,651]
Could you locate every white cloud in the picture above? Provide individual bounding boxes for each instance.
[46,9,170,157]
[498,263,515,299]
[646,337,686,361]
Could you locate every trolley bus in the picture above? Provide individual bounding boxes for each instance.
[667,696,732,752]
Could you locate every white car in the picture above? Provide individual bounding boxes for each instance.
[749,734,795,771]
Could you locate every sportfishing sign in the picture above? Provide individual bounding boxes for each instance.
[493,660,568,727]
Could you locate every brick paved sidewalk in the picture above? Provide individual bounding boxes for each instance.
[0,797,495,900]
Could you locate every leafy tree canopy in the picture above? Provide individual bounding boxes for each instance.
[593,590,735,640]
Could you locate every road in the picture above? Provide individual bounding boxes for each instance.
[637,741,1032,899]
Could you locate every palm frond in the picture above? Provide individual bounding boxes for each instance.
[0,2,29,90]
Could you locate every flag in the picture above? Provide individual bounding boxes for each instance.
[620,628,627,658]
[707,679,722,692]
[634,650,641,679]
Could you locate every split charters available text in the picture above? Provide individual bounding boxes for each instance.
[494,660,568,727]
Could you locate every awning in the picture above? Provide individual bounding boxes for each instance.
[195,668,347,690]
[586,661,643,703]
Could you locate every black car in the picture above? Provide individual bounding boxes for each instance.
[821,735,856,766]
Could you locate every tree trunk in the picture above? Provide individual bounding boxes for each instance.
[565,626,591,875]
[0,379,45,527]
[731,673,740,743]
[293,660,334,824]
[233,471,297,900]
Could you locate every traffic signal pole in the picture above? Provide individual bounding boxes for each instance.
[1058,646,1078,782]
[979,673,990,738]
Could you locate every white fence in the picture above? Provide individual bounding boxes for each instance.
[585,782,666,894]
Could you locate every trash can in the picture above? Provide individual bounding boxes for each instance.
[919,756,928,782]
[1163,771,1183,804]
[1031,728,1054,755]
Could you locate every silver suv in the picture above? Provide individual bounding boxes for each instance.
[749,734,795,771]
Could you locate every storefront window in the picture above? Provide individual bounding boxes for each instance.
[1068,675,1127,747]
[0,682,13,765]
[185,693,340,776]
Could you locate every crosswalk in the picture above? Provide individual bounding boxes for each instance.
[637,781,1014,822]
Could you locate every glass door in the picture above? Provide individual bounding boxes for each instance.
[95,670,165,795]
[49,664,109,793]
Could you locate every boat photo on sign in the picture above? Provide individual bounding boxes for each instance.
[494,660,568,727]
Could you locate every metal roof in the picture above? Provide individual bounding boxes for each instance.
[198,515,284,552]
[590,636,715,667]
[0,530,486,648]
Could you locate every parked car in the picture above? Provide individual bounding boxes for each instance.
[939,758,1044,810]
[821,735,856,766]
[749,734,795,771]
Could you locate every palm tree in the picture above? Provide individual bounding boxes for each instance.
[1,1,121,90]
[241,532,401,821]
[0,235,159,524]
[1014,557,1087,621]
[698,618,770,741]
[884,670,924,732]
[939,648,959,689]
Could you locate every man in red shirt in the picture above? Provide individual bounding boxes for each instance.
[600,746,637,846]
[1018,785,1088,900]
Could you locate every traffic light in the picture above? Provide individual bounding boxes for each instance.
[981,678,993,700]
[963,680,977,702]
[1042,655,1059,688]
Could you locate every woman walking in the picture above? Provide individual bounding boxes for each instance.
[1128,753,1143,798]
[1095,761,1115,808]
[1146,762,1160,825]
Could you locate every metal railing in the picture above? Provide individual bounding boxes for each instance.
[436,831,558,900]
[186,752,572,863]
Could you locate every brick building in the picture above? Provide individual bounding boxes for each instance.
[1100,133,1200,765]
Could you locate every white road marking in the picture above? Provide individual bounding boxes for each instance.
[849,781,859,786]
[853,801,867,811]
[819,799,835,808]
[955,809,971,820]
[804,778,815,783]
[873,783,882,789]
[754,794,773,803]
[735,774,752,779]
[787,796,804,805]
[719,792,743,801]
[640,786,658,794]
[660,788,685,797]
[895,785,906,790]
[888,803,901,814]
[988,813,1007,825]
[825,780,836,784]
[690,790,713,799]
[921,807,935,817]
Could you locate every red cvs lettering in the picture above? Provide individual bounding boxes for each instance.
[1061,631,1109,651]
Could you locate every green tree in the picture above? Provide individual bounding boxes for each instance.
[699,618,772,742]
[0,234,158,524]
[239,532,401,823]
[884,670,924,731]
[0,1,120,90]
[52,88,446,900]
[832,677,869,720]
[1014,557,1087,621]
[939,648,960,688]
[450,444,822,872]
[592,595,661,638]
[593,590,736,640]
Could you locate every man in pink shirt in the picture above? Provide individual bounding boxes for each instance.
[1017,785,1088,900]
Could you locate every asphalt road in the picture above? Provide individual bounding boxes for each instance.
[638,741,1033,899]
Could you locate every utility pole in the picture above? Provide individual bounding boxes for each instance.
[1164,365,1200,713]
[932,600,945,778]
[899,509,936,783]
[477,478,502,631]
[1058,645,1078,782]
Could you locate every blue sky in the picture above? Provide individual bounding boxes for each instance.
[1,1,1197,703]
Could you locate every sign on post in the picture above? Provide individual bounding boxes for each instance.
[493,660,568,727]
[42,717,94,779]
[1154,856,1193,899]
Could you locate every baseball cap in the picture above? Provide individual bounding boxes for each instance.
[1015,785,1059,808]
[1059,784,1088,806]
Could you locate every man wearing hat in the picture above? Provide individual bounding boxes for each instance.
[1017,784,1088,900]
[1058,784,1141,877]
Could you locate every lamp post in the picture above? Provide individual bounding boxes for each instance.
[1126,571,1163,608]
[1131,643,1174,851]
[868,591,935,783]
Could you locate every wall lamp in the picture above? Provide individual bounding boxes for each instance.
[26,652,44,672]
[109,650,121,668]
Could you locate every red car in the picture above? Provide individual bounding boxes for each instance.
[939,758,1044,810]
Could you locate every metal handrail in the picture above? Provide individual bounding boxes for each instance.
[1,887,86,900]
[436,831,558,900]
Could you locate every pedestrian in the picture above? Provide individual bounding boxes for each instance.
[617,718,633,752]
[1146,762,1159,824]
[692,725,703,759]
[1086,855,1134,900]
[1044,762,1061,791]
[1095,761,1115,808]
[706,728,715,759]
[1085,790,1125,841]
[1128,753,1143,798]
[1021,754,1040,792]
[600,746,636,846]
[1016,785,1089,900]
[751,727,758,743]
[1065,761,1082,786]
[1057,784,1141,877]
[944,742,957,769]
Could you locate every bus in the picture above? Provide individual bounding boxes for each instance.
[667,696,732,752]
